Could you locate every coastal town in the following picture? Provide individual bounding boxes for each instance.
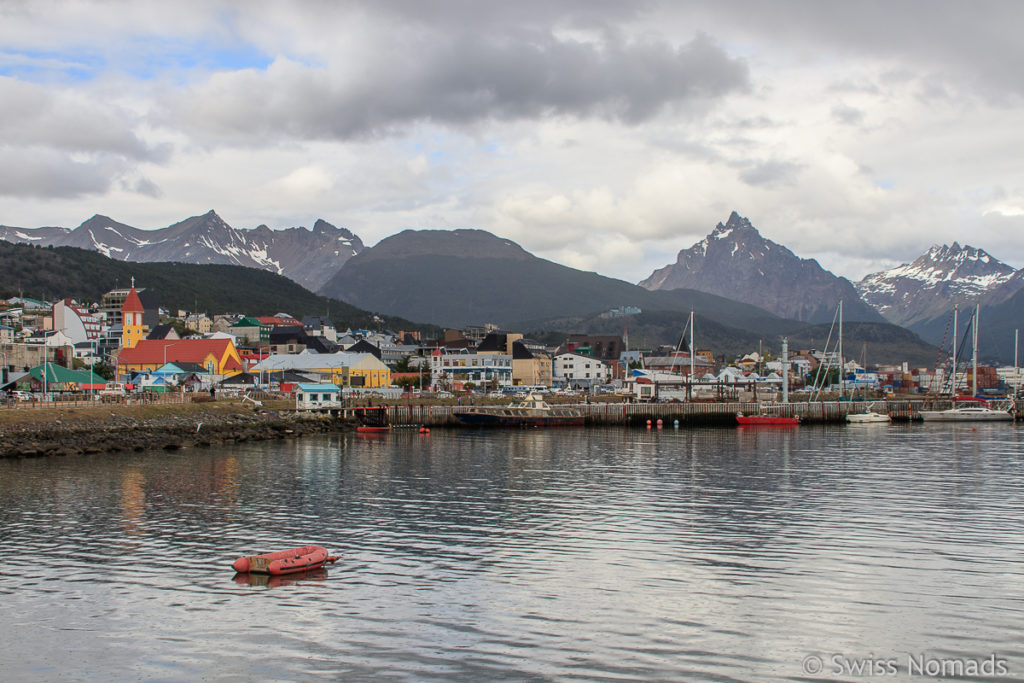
[2,279,1021,407]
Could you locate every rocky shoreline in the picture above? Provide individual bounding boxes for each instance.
[0,406,352,458]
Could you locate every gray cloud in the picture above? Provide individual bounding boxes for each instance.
[738,160,804,188]
[0,78,160,160]
[686,1,1024,99]
[168,31,748,143]
[832,103,865,126]
[0,147,127,198]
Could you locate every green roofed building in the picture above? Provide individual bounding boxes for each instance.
[25,365,106,392]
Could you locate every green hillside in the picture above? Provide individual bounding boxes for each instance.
[785,322,940,368]
[323,249,790,332]
[0,242,427,331]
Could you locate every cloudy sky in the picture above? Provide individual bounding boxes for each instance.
[1,0,1023,284]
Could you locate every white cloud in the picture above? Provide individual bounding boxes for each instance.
[1,0,1024,286]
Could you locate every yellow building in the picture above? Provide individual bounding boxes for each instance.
[120,286,146,350]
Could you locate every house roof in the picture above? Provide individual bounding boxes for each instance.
[28,364,104,384]
[252,350,386,372]
[147,323,178,340]
[116,338,241,371]
[279,370,319,383]
[477,333,508,353]
[121,287,144,313]
[511,341,534,360]
[297,383,340,392]
[217,372,259,386]
[257,315,301,327]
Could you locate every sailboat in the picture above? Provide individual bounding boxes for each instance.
[846,402,891,423]
[736,337,800,425]
[920,304,1014,422]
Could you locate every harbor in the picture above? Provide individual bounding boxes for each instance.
[4,425,1024,681]
[374,397,1018,428]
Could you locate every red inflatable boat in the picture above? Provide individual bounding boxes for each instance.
[232,545,337,575]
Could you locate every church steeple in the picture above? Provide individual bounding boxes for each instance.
[120,285,146,350]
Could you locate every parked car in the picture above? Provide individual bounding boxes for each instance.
[11,391,32,401]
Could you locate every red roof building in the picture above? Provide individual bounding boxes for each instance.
[257,316,302,328]
[116,338,243,377]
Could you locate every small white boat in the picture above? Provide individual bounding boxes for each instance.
[920,397,1014,422]
[846,411,891,424]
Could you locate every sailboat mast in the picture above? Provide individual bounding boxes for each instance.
[782,337,789,404]
[952,306,958,396]
[690,310,695,392]
[838,300,844,397]
[973,303,979,397]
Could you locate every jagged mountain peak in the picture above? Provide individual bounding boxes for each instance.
[855,243,1016,326]
[639,212,881,323]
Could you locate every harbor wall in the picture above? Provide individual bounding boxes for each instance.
[384,399,992,427]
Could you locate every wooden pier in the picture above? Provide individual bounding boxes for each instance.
[377,399,1000,428]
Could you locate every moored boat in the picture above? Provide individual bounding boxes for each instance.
[354,406,390,432]
[846,411,891,424]
[736,413,800,426]
[232,545,338,575]
[919,397,1014,422]
[846,402,891,423]
[454,393,584,427]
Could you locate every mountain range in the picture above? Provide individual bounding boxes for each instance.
[318,227,939,363]
[0,211,363,292]
[5,208,1024,363]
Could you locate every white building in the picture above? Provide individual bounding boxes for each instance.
[295,383,342,410]
[429,349,512,390]
[52,299,103,345]
[553,353,611,388]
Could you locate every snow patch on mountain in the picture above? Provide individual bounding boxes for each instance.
[0,211,364,292]
[855,243,1016,325]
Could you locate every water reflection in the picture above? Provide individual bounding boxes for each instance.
[233,567,330,589]
[2,424,1024,680]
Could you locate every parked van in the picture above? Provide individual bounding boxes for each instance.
[99,383,127,397]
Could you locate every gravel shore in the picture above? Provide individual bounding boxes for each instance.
[0,401,349,458]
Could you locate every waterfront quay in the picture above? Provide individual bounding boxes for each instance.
[381,398,995,428]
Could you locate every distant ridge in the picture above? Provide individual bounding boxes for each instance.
[0,211,364,292]
[315,226,938,364]
[0,241,420,332]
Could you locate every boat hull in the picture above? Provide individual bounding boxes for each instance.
[454,413,585,427]
[232,545,336,575]
[736,415,799,426]
[919,409,1013,422]
[846,412,891,424]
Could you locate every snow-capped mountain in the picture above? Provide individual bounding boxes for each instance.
[0,211,364,292]
[855,243,1018,327]
[639,211,883,323]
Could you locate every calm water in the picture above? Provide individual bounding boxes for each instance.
[2,424,1024,681]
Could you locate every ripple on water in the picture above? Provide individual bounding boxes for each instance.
[2,425,1024,680]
